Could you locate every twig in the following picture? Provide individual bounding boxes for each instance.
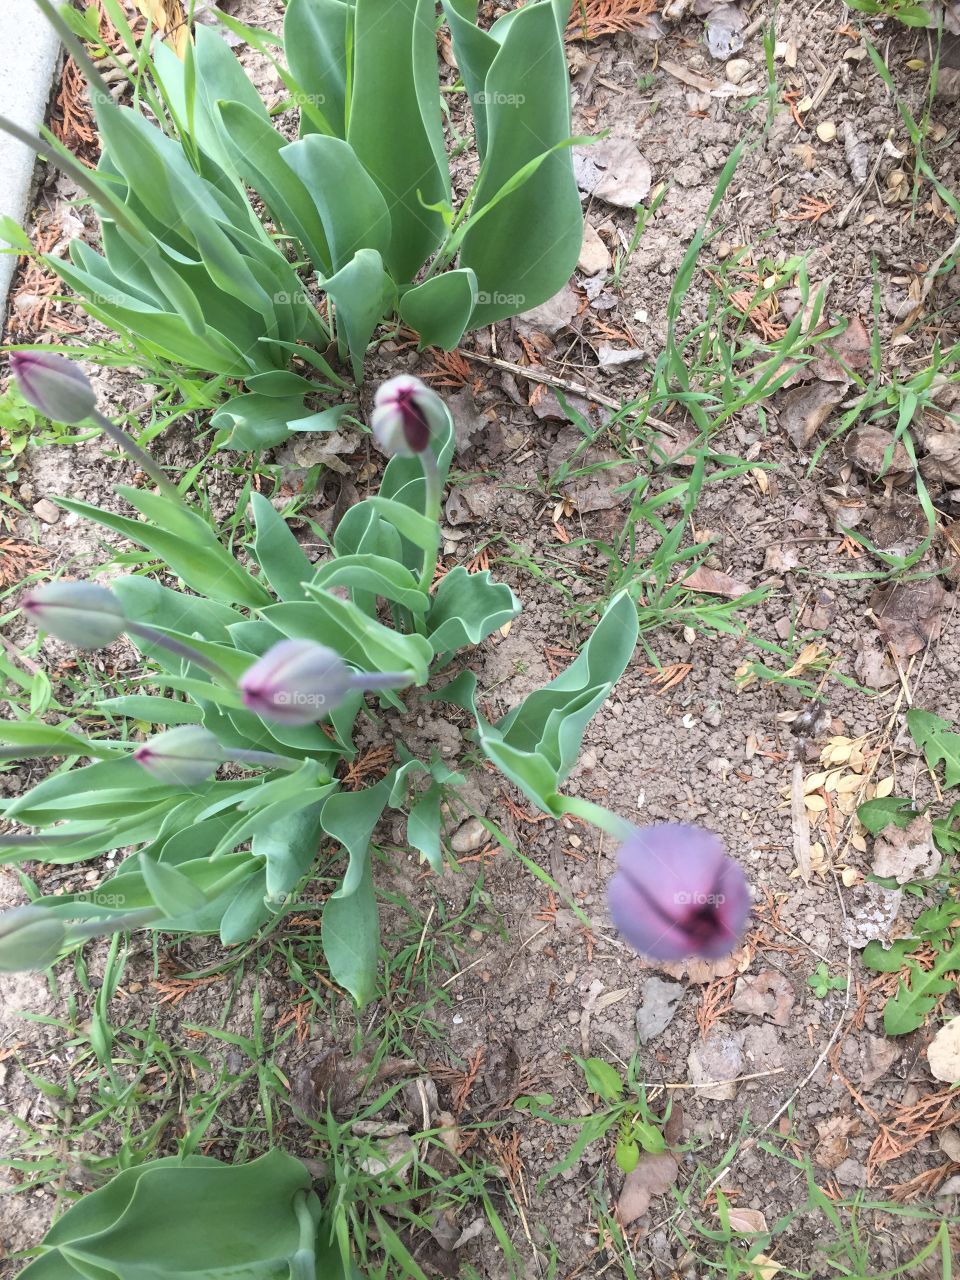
[457,347,674,429]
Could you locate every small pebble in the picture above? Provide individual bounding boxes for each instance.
[451,817,486,854]
[725,58,750,85]
[816,120,837,142]
[32,498,60,524]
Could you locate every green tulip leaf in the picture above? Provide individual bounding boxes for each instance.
[398,269,478,350]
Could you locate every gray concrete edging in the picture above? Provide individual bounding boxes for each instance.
[0,0,63,318]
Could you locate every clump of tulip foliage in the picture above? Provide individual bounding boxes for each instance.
[0,356,636,1000]
[0,0,584,447]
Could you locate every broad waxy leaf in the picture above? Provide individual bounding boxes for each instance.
[283,0,354,138]
[323,848,379,1007]
[458,0,582,327]
[322,248,397,382]
[280,134,392,273]
[427,566,520,655]
[399,269,478,350]
[18,1150,326,1280]
[346,0,449,280]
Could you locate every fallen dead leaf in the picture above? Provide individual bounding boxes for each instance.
[810,314,872,380]
[777,379,849,448]
[871,813,940,885]
[730,970,795,1027]
[815,1115,861,1170]
[843,426,913,479]
[920,430,960,489]
[573,134,652,207]
[617,1152,680,1224]
[655,946,753,984]
[682,565,751,598]
[726,1207,769,1235]
[870,577,945,659]
[861,1034,899,1088]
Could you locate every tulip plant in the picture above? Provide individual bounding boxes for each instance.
[0,355,646,1004]
[17,1149,361,1279]
[0,0,583,447]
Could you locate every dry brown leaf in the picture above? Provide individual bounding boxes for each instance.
[777,379,849,448]
[730,971,795,1027]
[815,1115,861,1169]
[843,426,913,479]
[617,1153,680,1225]
[726,1207,769,1235]
[683,565,751,598]
[134,0,188,55]
[573,135,652,208]
[870,577,945,659]
[920,430,960,489]
[651,946,752,984]
[810,315,871,380]
[871,814,940,885]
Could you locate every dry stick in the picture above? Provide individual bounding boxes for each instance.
[457,347,675,430]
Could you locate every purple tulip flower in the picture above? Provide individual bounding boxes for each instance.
[607,824,751,961]
[370,375,447,457]
[239,639,410,726]
[22,580,127,650]
[11,350,97,425]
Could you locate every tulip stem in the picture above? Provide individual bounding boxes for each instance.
[558,796,633,842]
[417,446,443,598]
[126,623,233,683]
[91,409,184,504]
[222,748,305,773]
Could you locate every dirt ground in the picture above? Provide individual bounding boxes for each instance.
[1,0,960,1276]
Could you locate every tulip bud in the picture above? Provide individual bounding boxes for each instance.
[607,824,751,961]
[22,580,126,650]
[239,640,354,725]
[0,905,67,972]
[132,726,225,786]
[10,350,97,424]
[239,639,409,726]
[370,375,447,457]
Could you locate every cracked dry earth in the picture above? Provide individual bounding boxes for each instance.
[2,0,960,1276]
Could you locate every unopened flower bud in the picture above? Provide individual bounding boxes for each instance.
[0,905,67,972]
[607,824,751,961]
[132,726,225,786]
[370,375,448,457]
[22,580,126,650]
[10,350,97,424]
[239,639,409,726]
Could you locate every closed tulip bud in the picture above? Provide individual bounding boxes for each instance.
[132,726,225,786]
[370,375,448,457]
[239,639,409,726]
[607,824,751,962]
[22,580,126,650]
[10,350,97,424]
[0,905,67,972]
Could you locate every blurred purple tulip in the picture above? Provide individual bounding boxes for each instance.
[239,639,410,726]
[11,350,97,424]
[607,824,751,961]
[22,580,126,650]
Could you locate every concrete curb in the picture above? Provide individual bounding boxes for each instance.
[0,0,62,318]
